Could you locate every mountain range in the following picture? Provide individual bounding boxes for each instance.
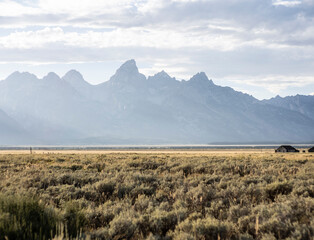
[0,59,313,145]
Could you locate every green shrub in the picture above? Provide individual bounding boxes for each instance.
[63,201,86,238]
[0,194,58,240]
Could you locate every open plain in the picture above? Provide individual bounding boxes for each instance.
[0,149,313,239]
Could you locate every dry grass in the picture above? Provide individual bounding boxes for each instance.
[0,150,313,239]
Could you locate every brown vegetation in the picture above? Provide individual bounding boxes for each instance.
[0,151,313,239]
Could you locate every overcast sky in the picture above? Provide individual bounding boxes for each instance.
[0,0,313,99]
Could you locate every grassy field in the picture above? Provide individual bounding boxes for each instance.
[0,150,313,239]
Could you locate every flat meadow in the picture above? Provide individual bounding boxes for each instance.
[0,149,313,240]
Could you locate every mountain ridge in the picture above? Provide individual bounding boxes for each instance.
[3,66,312,101]
[0,59,313,145]
[263,94,314,120]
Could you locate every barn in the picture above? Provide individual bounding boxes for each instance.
[309,147,314,152]
[275,145,300,153]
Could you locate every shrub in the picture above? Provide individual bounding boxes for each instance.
[63,201,86,238]
[0,152,313,239]
[109,213,137,239]
[150,210,178,236]
[175,217,235,240]
[265,181,293,201]
[0,194,58,240]
[95,181,115,197]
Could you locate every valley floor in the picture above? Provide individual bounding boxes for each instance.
[0,151,313,239]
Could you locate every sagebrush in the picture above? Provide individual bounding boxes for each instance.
[0,151,313,239]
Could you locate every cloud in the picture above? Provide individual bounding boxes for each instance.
[37,0,135,16]
[0,26,244,51]
[1,0,313,51]
[272,0,302,7]
[0,0,40,17]
[0,0,313,99]
[220,75,314,95]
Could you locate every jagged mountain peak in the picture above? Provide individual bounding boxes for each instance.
[189,72,214,85]
[147,70,178,89]
[148,70,179,88]
[108,59,146,84]
[62,69,92,96]
[154,70,171,79]
[117,59,138,74]
[5,71,38,82]
[44,72,61,81]
[275,95,282,99]
[64,69,83,79]
[63,69,90,85]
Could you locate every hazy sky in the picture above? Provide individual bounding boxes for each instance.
[0,0,314,99]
